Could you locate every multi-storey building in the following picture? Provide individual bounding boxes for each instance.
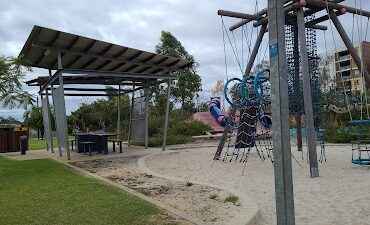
[319,41,370,94]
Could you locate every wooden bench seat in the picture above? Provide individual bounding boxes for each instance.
[80,141,95,156]
[108,139,123,153]
[70,140,75,151]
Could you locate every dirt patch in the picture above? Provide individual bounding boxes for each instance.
[71,156,241,225]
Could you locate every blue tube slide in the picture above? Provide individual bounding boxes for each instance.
[209,99,229,127]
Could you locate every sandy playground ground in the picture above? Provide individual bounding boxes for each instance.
[71,154,241,225]
[145,142,370,225]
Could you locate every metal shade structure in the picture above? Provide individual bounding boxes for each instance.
[22,25,192,159]
[19,25,191,74]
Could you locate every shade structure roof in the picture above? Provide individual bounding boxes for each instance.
[19,25,192,75]
[25,72,163,87]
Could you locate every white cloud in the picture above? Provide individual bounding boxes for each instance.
[1,0,370,117]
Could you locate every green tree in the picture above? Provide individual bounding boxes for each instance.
[24,106,44,139]
[68,86,130,134]
[0,116,21,124]
[155,31,202,111]
[0,56,33,108]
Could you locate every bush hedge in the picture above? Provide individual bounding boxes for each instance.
[169,120,212,136]
[324,126,370,143]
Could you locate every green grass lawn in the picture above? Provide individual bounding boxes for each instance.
[28,138,59,150]
[0,156,179,225]
[29,137,76,150]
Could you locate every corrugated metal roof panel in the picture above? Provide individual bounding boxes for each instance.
[19,25,192,75]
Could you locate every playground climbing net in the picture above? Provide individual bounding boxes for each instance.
[221,69,275,165]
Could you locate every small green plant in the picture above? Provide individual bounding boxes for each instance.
[135,188,151,196]
[186,181,193,187]
[209,194,219,200]
[224,194,239,204]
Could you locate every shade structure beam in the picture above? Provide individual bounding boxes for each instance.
[45,87,128,92]
[39,69,176,93]
[32,43,183,72]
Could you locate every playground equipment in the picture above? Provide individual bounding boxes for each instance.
[211,68,274,164]
[216,0,370,223]
[209,99,231,127]
[216,0,370,173]
[318,1,370,166]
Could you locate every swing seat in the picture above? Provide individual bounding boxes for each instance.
[348,120,370,125]
[352,159,370,166]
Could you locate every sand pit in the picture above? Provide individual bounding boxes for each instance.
[145,143,370,225]
[71,155,241,225]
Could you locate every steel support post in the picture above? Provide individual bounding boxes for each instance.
[57,52,70,160]
[213,24,266,160]
[268,0,295,224]
[45,88,54,153]
[292,24,303,152]
[127,83,135,146]
[162,79,172,151]
[296,114,303,151]
[117,83,121,138]
[144,87,149,149]
[297,8,319,177]
[49,69,62,157]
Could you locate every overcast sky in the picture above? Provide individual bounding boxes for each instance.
[1,0,370,120]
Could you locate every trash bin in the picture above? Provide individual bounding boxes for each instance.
[20,135,28,155]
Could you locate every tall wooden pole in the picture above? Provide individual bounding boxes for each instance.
[268,0,295,224]
[297,8,319,178]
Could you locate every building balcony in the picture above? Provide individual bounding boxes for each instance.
[335,55,351,62]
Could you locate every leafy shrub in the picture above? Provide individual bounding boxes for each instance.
[147,134,193,147]
[146,110,210,146]
[148,116,165,136]
[324,128,357,143]
[169,120,212,136]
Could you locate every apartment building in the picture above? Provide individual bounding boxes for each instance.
[319,41,370,94]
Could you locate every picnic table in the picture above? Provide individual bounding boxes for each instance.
[74,132,116,154]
